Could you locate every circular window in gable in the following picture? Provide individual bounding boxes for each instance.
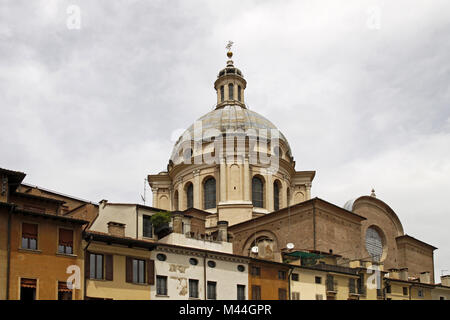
[156,253,167,261]
[189,258,198,265]
[237,265,245,272]
[365,227,384,262]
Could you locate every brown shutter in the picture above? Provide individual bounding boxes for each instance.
[85,252,90,278]
[59,229,73,246]
[105,255,113,281]
[22,223,38,239]
[126,257,133,283]
[147,259,155,285]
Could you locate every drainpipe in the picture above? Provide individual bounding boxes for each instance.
[203,251,207,300]
[6,205,14,300]
[83,235,93,300]
[136,206,139,238]
[288,267,293,300]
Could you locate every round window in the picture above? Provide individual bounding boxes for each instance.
[237,265,245,272]
[207,260,216,268]
[365,227,383,262]
[156,253,167,261]
[189,258,198,265]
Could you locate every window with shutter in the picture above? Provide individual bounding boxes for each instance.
[20,278,37,300]
[105,255,113,281]
[126,257,133,283]
[349,278,356,294]
[252,285,261,300]
[156,276,168,296]
[58,281,72,300]
[132,259,146,284]
[21,223,38,250]
[89,253,103,280]
[207,281,217,300]
[278,288,287,300]
[58,228,73,254]
[189,279,199,298]
[237,285,246,300]
[147,259,155,285]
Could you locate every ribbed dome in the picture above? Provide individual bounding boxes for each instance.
[170,104,291,163]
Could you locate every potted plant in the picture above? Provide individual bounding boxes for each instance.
[150,211,172,238]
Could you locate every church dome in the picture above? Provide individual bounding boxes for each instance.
[169,48,292,166]
[170,104,291,163]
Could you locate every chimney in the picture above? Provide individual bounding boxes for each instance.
[399,268,409,281]
[172,212,183,234]
[99,199,108,208]
[107,221,125,237]
[441,275,450,287]
[388,268,400,279]
[419,271,431,284]
[217,220,228,242]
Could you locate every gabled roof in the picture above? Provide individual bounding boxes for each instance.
[21,182,94,204]
[0,167,26,191]
[396,234,437,250]
[12,191,66,204]
[12,207,89,225]
[229,197,366,230]
[84,230,157,249]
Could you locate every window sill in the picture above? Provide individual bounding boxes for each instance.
[87,278,108,282]
[56,252,77,258]
[19,248,42,254]
[130,282,149,286]
[189,297,201,300]
[155,294,169,298]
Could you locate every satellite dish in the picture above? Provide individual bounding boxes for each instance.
[251,246,259,253]
[286,243,294,250]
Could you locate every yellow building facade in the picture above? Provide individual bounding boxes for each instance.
[84,231,156,300]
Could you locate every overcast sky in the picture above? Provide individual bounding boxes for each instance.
[1,0,449,279]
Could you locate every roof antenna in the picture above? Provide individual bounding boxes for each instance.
[141,177,147,205]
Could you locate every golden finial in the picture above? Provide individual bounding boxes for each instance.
[226,40,234,58]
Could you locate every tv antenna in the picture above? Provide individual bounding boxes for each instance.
[141,177,148,205]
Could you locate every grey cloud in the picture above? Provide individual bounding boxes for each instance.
[1,0,449,279]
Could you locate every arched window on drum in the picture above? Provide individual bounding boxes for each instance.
[252,176,264,208]
[203,178,216,209]
[186,183,193,209]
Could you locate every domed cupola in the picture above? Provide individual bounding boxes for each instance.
[214,49,247,109]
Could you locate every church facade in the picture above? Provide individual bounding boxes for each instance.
[148,50,436,282]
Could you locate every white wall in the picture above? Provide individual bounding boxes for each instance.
[90,203,136,237]
[150,248,248,300]
[158,233,233,254]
